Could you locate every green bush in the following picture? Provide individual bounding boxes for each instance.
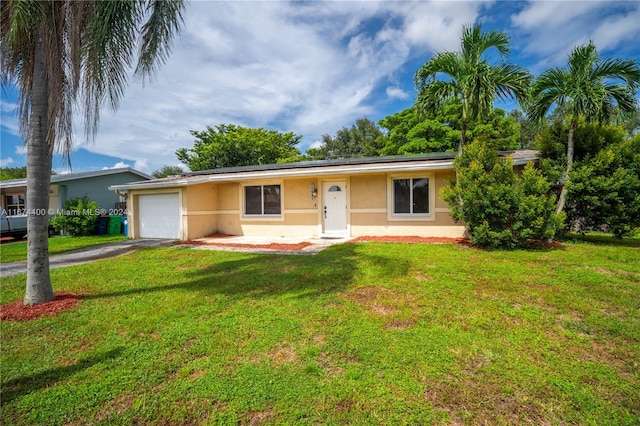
[442,141,564,248]
[566,135,640,238]
[50,195,100,236]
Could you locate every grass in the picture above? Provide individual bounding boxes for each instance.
[561,231,640,247]
[1,238,639,425]
[0,235,127,263]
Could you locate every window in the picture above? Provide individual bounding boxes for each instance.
[393,178,429,215]
[5,194,25,215]
[244,184,281,216]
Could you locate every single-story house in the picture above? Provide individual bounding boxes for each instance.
[109,151,538,241]
[0,167,152,215]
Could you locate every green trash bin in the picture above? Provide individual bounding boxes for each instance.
[108,215,123,235]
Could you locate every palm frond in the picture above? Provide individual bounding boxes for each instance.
[135,0,185,82]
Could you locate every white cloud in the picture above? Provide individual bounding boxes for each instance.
[101,161,130,170]
[14,145,27,155]
[81,1,439,170]
[1,157,14,167]
[133,159,149,172]
[511,1,640,70]
[1,100,20,137]
[386,87,410,100]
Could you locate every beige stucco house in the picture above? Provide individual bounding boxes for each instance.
[109,151,537,241]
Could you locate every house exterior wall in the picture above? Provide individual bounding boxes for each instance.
[184,184,217,240]
[348,170,464,238]
[0,171,149,215]
[60,172,148,211]
[126,167,467,240]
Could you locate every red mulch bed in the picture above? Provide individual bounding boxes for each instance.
[352,236,471,245]
[0,292,83,322]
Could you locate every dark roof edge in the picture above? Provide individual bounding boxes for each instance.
[179,152,458,177]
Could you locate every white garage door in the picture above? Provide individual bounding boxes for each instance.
[139,193,180,239]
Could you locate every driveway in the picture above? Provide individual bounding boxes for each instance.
[0,239,175,278]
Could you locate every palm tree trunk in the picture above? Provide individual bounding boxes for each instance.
[24,36,54,305]
[459,119,467,155]
[555,118,576,214]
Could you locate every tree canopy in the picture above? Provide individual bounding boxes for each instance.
[177,124,302,171]
[376,101,520,155]
[0,166,27,180]
[151,165,184,178]
[305,118,383,160]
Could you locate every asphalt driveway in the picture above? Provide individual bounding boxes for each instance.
[0,239,176,278]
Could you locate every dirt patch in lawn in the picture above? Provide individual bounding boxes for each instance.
[0,292,83,322]
[180,239,312,251]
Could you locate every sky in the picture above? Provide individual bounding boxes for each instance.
[1,0,639,174]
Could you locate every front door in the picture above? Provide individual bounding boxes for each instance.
[323,181,347,235]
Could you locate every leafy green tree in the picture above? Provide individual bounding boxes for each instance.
[528,42,640,214]
[536,117,627,164]
[177,124,301,171]
[442,141,563,248]
[152,165,184,178]
[509,109,539,149]
[306,118,383,160]
[1,0,185,304]
[414,24,530,154]
[566,135,640,238]
[377,102,519,155]
[0,166,27,180]
[50,196,100,237]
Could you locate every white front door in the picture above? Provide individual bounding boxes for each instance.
[323,181,347,235]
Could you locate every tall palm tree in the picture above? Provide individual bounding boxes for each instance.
[414,24,531,154]
[0,0,185,305]
[529,42,640,214]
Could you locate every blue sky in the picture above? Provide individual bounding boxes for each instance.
[1,0,639,174]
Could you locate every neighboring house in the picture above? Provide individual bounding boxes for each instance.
[110,151,538,241]
[0,168,152,215]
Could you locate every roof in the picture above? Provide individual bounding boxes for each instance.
[109,150,539,191]
[0,167,152,189]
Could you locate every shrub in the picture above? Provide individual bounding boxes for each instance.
[442,141,564,248]
[566,135,640,238]
[50,195,100,236]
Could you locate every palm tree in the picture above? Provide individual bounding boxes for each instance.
[529,42,640,214]
[0,0,185,305]
[414,24,531,154]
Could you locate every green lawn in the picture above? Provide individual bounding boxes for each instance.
[1,240,639,425]
[0,235,127,263]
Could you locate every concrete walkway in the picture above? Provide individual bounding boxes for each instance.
[0,239,175,278]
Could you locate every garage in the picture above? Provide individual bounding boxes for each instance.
[138,193,181,239]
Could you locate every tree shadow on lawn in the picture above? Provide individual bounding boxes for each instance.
[0,347,124,404]
[82,243,407,301]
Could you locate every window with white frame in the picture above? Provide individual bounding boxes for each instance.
[4,194,25,215]
[244,184,281,216]
[392,177,429,215]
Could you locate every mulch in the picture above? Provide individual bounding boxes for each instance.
[351,236,471,244]
[0,292,83,322]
